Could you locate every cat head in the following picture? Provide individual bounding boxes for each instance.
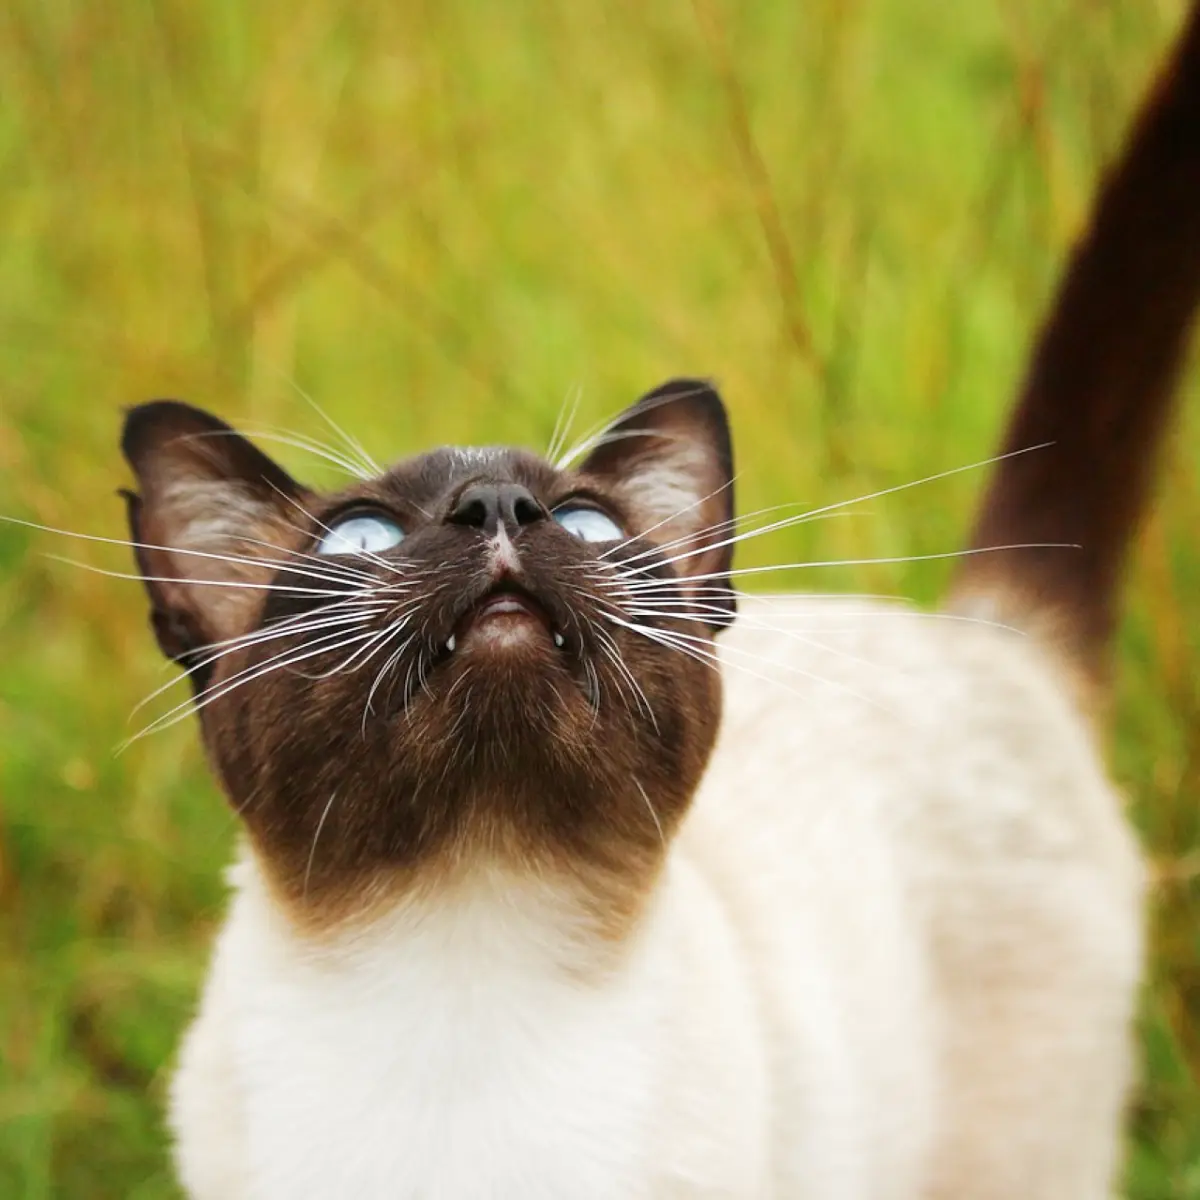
[121,379,735,927]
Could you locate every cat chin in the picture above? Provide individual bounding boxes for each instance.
[413,598,596,713]
[452,580,561,644]
[215,641,693,929]
[456,613,555,655]
[447,609,561,664]
[407,629,592,721]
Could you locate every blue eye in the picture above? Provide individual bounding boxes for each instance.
[316,513,405,556]
[553,504,624,543]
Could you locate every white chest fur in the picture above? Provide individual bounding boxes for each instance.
[202,873,691,1200]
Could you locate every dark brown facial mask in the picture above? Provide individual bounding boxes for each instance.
[122,378,737,926]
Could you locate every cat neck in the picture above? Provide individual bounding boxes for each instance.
[231,839,666,984]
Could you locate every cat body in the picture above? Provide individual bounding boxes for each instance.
[112,7,1200,1198]
[171,598,1141,1199]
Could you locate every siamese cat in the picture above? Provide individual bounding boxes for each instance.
[115,7,1200,1198]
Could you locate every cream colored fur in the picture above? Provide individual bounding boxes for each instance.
[171,594,1144,1199]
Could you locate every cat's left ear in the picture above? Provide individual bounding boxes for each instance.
[578,378,736,629]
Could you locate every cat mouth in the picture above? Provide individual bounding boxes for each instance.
[446,582,566,654]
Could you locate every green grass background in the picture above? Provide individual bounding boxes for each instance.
[2,0,1200,1194]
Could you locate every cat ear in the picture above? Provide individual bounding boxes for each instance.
[579,378,736,629]
[120,400,311,671]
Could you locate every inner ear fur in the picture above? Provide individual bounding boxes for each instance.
[120,400,311,669]
[579,378,737,629]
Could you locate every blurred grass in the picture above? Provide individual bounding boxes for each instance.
[1,0,1199,1194]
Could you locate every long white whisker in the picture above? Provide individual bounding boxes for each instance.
[141,622,383,732]
[619,601,912,679]
[363,630,420,733]
[200,594,393,654]
[546,383,584,464]
[268,368,383,477]
[607,542,1079,588]
[593,625,658,730]
[654,621,894,711]
[229,605,401,679]
[556,426,687,471]
[45,555,391,599]
[582,656,602,726]
[604,611,892,711]
[224,531,384,585]
[129,605,389,716]
[555,381,719,469]
[300,609,419,682]
[616,592,1026,635]
[124,628,380,745]
[597,474,740,561]
[187,427,373,481]
[2,514,397,592]
[602,611,786,690]
[634,779,665,848]
[303,792,339,901]
[267,486,412,582]
[598,495,860,570]
[611,515,1071,579]
[601,580,908,601]
[597,443,1057,576]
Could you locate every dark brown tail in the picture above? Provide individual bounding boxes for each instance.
[950,3,1200,685]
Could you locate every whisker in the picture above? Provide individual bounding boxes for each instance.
[139,621,384,732]
[206,594,392,650]
[267,485,412,582]
[619,601,913,679]
[634,779,666,848]
[597,497,859,571]
[546,383,584,465]
[606,542,1080,588]
[609,509,1072,577]
[303,791,339,901]
[556,426,689,471]
[45,554,392,600]
[224,531,384,586]
[363,631,421,734]
[298,608,419,682]
[600,581,911,603]
[46,555,392,601]
[124,627,381,745]
[602,610,764,682]
[555,380,719,469]
[596,442,1057,576]
[582,656,602,725]
[269,367,384,477]
[129,604,390,716]
[778,441,1057,531]
[604,611,891,712]
[593,624,658,730]
[616,591,1026,635]
[186,427,373,482]
[2,514,397,592]
[597,474,740,561]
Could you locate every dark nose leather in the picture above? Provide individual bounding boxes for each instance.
[449,482,546,536]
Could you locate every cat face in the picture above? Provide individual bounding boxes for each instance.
[122,379,736,923]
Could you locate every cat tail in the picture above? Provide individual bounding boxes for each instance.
[947,2,1200,693]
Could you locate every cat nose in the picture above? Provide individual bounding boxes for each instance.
[449,482,546,536]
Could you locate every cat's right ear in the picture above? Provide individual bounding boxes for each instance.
[578,378,737,629]
[120,401,310,671]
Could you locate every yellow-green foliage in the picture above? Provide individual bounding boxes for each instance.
[2,1,1198,1195]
